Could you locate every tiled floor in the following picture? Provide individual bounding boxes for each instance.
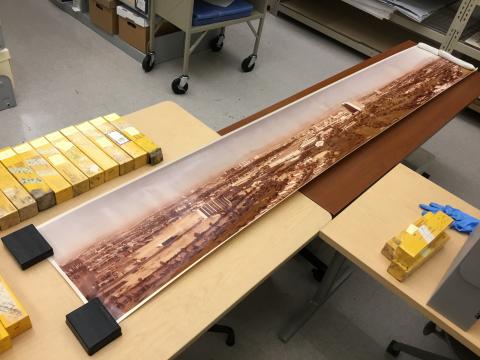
[0,1,479,359]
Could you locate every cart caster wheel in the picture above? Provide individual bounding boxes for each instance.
[142,53,155,73]
[172,76,189,95]
[241,54,257,72]
[386,341,400,357]
[211,34,225,52]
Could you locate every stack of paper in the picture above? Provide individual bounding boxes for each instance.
[381,0,457,22]
[342,0,395,20]
[345,0,458,23]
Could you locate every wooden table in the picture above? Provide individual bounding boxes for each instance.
[318,164,480,355]
[219,41,480,216]
[0,102,332,359]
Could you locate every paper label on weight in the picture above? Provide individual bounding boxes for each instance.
[107,131,129,145]
[14,144,32,153]
[90,117,107,126]
[0,149,16,161]
[62,127,77,136]
[34,169,58,177]
[49,154,66,166]
[31,138,49,148]
[8,167,33,175]
[25,157,49,167]
[417,225,435,244]
[104,113,121,122]
[76,123,93,132]
[124,126,140,136]
[406,224,418,235]
[0,283,23,323]
[19,178,43,185]
[56,141,74,152]
[88,165,101,173]
[46,132,64,142]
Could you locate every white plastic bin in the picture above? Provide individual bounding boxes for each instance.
[0,48,14,88]
[117,5,149,52]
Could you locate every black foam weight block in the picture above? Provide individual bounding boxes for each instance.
[1,224,53,270]
[66,298,121,356]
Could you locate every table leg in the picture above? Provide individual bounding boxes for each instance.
[299,247,328,282]
[279,250,349,343]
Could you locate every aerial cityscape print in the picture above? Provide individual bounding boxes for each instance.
[40,45,473,321]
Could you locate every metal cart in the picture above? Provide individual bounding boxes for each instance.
[141,0,268,94]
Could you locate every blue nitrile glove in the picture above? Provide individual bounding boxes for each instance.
[419,202,480,234]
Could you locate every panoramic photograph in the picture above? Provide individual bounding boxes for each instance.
[40,45,472,321]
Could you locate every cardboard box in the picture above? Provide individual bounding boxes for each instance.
[0,148,55,211]
[0,163,37,221]
[13,143,74,205]
[61,126,119,182]
[90,117,147,169]
[89,0,119,35]
[117,6,149,53]
[30,137,90,196]
[46,132,105,189]
[76,121,134,175]
[0,274,32,338]
[0,48,14,88]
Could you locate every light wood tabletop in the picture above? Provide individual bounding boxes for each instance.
[0,101,331,359]
[320,164,480,355]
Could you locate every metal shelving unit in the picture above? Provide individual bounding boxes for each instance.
[271,0,431,55]
[271,0,480,110]
[442,0,480,59]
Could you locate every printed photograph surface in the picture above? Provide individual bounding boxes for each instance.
[40,45,473,321]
